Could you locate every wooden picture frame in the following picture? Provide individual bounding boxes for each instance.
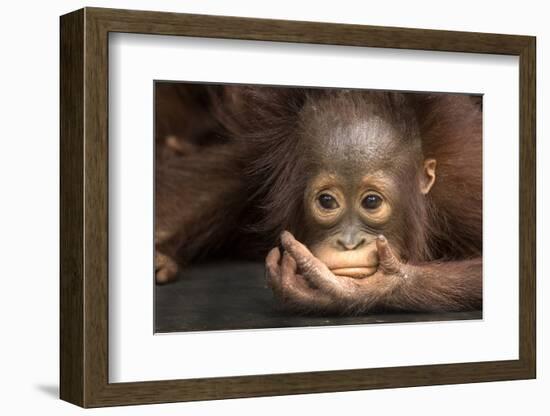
[60,7,536,408]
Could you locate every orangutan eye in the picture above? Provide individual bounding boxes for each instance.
[362,194,383,210]
[318,193,339,210]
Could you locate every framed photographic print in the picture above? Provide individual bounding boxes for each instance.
[60,7,536,408]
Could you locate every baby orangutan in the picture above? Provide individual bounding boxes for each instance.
[262,91,482,314]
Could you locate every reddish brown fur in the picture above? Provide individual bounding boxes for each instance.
[413,94,483,259]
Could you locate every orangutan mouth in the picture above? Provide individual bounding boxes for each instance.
[330,266,378,279]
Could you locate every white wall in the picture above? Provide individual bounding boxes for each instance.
[0,1,545,414]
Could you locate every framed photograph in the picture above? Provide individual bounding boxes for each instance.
[60,7,536,408]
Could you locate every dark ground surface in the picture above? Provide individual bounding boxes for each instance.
[155,261,482,333]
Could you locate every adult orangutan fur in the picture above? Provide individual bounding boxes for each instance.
[154,84,482,315]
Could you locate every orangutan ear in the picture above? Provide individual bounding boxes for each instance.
[420,159,437,195]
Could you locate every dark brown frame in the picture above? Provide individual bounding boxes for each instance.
[60,7,536,408]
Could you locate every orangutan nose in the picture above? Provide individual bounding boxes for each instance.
[337,236,366,251]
